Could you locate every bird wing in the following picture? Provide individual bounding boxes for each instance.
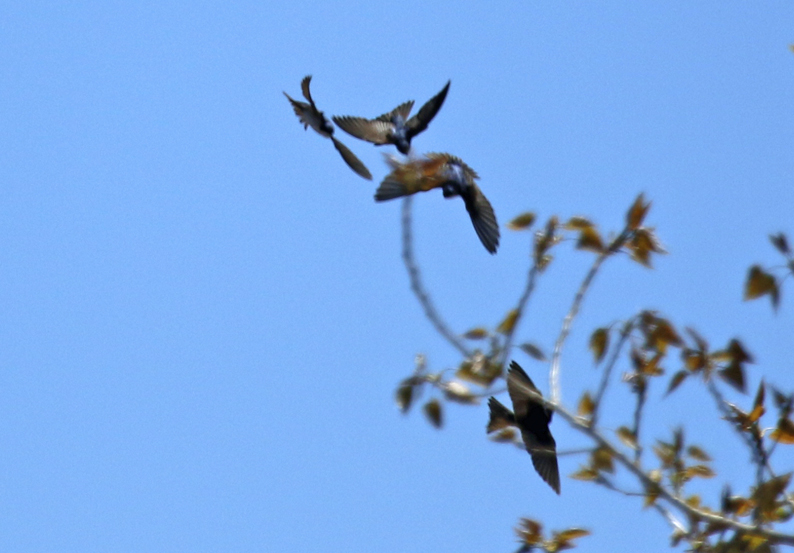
[331,137,372,180]
[332,116,394,145]
[406,80,450,138]
[374,155,447,200]
[463,184,500,254]
[507,362,560,494]
[375,100,415,123]
[300,75,315,106]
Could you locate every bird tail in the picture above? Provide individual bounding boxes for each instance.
[486,397,515,433]
[374,177,410,201]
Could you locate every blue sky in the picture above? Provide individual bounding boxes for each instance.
[1,2,793,551]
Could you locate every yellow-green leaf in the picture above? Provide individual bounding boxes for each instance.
[564,216,593,230]
[570,467,599,481]
[462,327,489,340]
[589,328,609,364]
[685,465,715,479]
[770,418,794,444]
[576,226,604,253]
[507,212,536,230]
[423,399,442,429]
[744,265,779,309]
[627,193,651,230]
[616,426,639,450]
[497,309,519,334]
[687,445,711,462]
[578,392,595,417]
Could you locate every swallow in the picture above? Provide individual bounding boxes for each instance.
[332,80,451,155]
[284,76,372,180]
[374,153,499,254]
[487,361,560,494]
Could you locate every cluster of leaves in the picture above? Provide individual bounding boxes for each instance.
[744,233,793,311]
[514,518,589,552]
[392,194,794,551]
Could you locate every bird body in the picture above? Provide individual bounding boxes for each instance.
[487,361,560,494]
[333,81,450,155]
[374,153,500,254]
[284,76,372,180]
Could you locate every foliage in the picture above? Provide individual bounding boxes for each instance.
[393,194,794,551]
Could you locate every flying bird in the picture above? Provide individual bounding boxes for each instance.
[284,76,372,180]
[332,80,451,155]
[374,153,499,254]
[487,361,560,494]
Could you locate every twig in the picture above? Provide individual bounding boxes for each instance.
[498,261,541,370]
[549,229,630,403]
[401,197,472,358]
[592,319,635,426]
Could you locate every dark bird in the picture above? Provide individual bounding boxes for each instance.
[374,153,499,254]
[487,361,560,494]
[284,76,372,180]
[332,80,450,155]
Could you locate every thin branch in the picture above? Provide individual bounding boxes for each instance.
[549,229,630,403]
[498,261,541,370]
[592,319,635,427]
[401,197,472,358]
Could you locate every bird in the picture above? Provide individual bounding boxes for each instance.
[487,361,560,494]
[332,80,451,155]
[374,153,500,254]
[284,75,372,180]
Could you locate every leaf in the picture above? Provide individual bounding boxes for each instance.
[589,328,609,364]
[685,465,715,479]
[423,399,442,428]
[666,370,689,395]
[520,342,547,361]
[770,418,794,444]
[576,226,604,253]
[507,212,536,230]
[554,529,590,542]
[462,327,489,340]
[443,381,479,405]
[626,193,651,230]
[565,216,593,230]
[616,426,639,450]
[515,518,543,546]
[750,380,766,423]
[770,232,790,255]
[753,473,792,518]
[497,309,519,335]
[719,363,745,393]
[744,265,779,309]
[578,392,595,417]
[591,447,614,473]
[396,382,414,413]
[570,467,599,481]
[686,445,712,462]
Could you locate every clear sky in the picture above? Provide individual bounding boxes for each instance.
[1,2,793,552]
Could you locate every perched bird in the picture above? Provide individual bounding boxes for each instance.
[487,361,560,494]
[374,153,499,254]
[284,76,372,180]
[332,80,451,155]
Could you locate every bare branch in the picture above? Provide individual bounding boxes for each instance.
[498,261,541,370]
[401,197,472,358]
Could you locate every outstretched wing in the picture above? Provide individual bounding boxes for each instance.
[463,185,500,254]
[333,116,394,145]
[406,80,450,138]
[331,137,372,180]
[507,362,560,494]
[375,100,415,122]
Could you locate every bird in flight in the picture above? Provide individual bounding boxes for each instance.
[284,76,372,180]
[333,80,450,155]
[374,153,499,254]
[487,361,560,494]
